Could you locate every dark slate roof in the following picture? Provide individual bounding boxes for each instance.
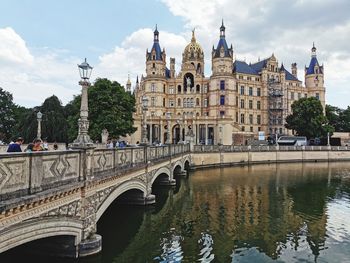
[165,67,170,78]
[147,42,163,61]
[213,38,231,58]
[250,59,268,73]
[285,69,299,81]
[233,60,259,75]
[306,57,323,75]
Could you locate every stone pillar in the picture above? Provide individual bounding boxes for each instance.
[205,123,208,145]
[160,120,163,144]
[149,123,153,145]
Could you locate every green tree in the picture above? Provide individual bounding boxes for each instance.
[285,97,333,138]
[338,106,350,132]
[40,95,68,142]
[325,105,343,131]
[0,87,18,142]
[14,107,39,143]
[66,78,136,142]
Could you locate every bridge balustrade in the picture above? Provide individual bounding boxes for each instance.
[193,145,350,152]
[0,145,190,205]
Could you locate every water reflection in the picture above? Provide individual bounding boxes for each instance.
[1,162,350,263]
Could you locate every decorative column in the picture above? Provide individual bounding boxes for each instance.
[141,96,149,145]
[36,111,42,140]
[166,112,171,144]
[71,58,94,148]
[205,123,208,145]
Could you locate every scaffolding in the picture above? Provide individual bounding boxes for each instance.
[268,78,286,136]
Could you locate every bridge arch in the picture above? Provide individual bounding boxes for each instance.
[0,217,83,255]
[151,166,172,186]
[96,179,148,221]
[172,160,183,175]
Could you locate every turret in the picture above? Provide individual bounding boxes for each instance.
[291,63,297,78]
[126,74,131,92]
[212,20,233,75]
[305,43,325,109]
[146,25,166,78]
[170,57,175,78]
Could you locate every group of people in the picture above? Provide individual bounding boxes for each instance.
[6,137,59,153]
[106,139,130,149]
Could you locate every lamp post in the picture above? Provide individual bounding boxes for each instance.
[142,96,149,144]
[36,111,42,140]
[71,58,94,148]
[327,132,330,146]
[166,112,171,144]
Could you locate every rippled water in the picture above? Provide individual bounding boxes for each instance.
[2,162,350,263]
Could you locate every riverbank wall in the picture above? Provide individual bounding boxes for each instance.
[191,145,350,169]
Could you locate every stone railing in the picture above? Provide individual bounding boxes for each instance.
[193,145,350,152]
[0,144,190,204]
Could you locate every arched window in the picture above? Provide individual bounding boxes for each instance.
[177,85,182,93]
[197,63,201,73]
[190,98,194,107]
[196,84,200,93]
[196,98,200,106]
[178,98,181,107]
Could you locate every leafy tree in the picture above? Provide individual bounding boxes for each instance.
[325,105,350,132]
[41,95,68,142]
[14,107,39,143]
[325,105,343,131]
[66,78,136,142]
[0,87,17,142]
[285,97,333,139]
[338,106,350,132]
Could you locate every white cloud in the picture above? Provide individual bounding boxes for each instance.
[0,27,79,107]
[94,28,188,89]
[0,27,34,65]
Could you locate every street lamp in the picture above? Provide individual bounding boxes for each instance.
[166,112,171,144]
[71,58,94,148]
[327,132,330,146]
[142,96,149,144]
[36,111,42,140]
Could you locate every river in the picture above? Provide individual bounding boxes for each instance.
[1,162,350,262]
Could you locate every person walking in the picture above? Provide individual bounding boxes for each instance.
[7,137,24,152]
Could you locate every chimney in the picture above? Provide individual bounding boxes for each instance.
[291,63,297,78]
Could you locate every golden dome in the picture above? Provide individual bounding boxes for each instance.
[183,30,204,60]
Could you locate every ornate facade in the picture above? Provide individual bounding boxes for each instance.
[132,22,325,145]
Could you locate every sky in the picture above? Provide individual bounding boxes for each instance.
[0,0,349,108]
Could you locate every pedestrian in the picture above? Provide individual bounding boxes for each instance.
[7,137,24,152]
[32,139,44,151]
[25,143,34,152]
[42,139,49,150]
[53,143,58,150]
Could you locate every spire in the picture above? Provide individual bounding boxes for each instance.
[136,75,139,84]
[126,74,131,92]
[311,42,317,57]
[191,28,196,42]
[220,19,225,38]
[154,24,159,42]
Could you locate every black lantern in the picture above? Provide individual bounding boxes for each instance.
[78,58,93,80]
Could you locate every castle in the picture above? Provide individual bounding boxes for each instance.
[130,22,325,145]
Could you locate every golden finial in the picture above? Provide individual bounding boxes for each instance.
[191,28,196,42]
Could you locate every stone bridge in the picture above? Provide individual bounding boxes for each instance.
[0,145,190,257]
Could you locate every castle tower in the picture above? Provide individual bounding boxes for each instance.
[305,43,325,109]
[211,20,234,76]
[146,25,166,78]
[291,63,297,78]
[209,20,236,144]
[126,74,131,92]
